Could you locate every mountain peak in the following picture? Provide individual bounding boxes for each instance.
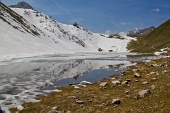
[9,1,34,10]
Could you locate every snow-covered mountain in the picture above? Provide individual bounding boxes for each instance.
[127,26,155,37]
[0,2,134,62]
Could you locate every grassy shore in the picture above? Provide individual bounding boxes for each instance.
[10,56,170,113]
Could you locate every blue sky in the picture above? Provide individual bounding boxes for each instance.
[2,0,170,34]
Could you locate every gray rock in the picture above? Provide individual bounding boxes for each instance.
[115,69,119,72]
[88,99,92,102]
[67,96,76,99]
[122,81,128,85]
[134,96,139,99]
[150,85,155,89]
[125,90,130,94]
[47,109,57,113]
[112,98,121,104]
[0,107,4,113]
[135,80,139,82]
[138,89,150,97]
[142,81,148,85]
[76,99,84,104]
[112,80,121,86]
[134,73,141,78]
[126,95,131,98]
[151,78,157,81]
[126,79,131,82]
[100,82,108,87]
[51,106,58,110]
[66,111,71,113]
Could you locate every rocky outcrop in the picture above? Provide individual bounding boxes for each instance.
[9,1,34,10]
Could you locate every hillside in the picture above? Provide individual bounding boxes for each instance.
[127,19,170,53]
[0,2,134,62]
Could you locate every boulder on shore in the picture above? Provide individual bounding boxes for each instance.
[138,89,150,97]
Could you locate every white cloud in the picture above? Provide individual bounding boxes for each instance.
[105,30,112,34]
[121,22,127,25]
[121,22,131,25]
[151,8,160,12]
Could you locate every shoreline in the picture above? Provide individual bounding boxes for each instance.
[9,55,170,113]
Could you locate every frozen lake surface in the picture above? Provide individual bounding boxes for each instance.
[0,52,158,112]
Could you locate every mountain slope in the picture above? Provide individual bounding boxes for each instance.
[0,2,134,62]
[127,19,170,53]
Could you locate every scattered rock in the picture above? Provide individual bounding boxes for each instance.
[134,73,141,78]
[111,77,116,80]
[0,107,4,113]
[115,69,119,72]
[150,85,155,89]
[88,99,93,102]
[125,90,130,94]
[68,83,73,85]
[134,96,139,99]
[79,81,92,86]
[112,80,121,86]
[114,105,118,108]
[100,82,108,87]
[135,80,139,82]
[150,64,154,67]
[151,78,157,81]
[138,89,150,97]
[122,71,126,75]
[150,72,155,75]
[67,96,77,99]
[51,106,58,110]
[126,95,131,98]
[76,99,84,104]
[122,81,128,85]
[72,85,80,89]
[47,109,57,113]
[112,98,121,104]
[142,81,148,85]
[126,79,131,82]
[66,111,71,113]
[127,85,130,87]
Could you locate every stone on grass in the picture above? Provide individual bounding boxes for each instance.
[138,89,150,97]
[135,80,139,82]
[151,78,157,81]
[47,109,57,113]
[150,85,155,89]
[76,99,84,104]
[142,81,148,85]
[125,90,130,94]
[67,96,76,99]
[112,98,121,104]
[126,95,131,98]
[66,111,71,113]
[134,73,141,78]
[126,79,131,82]
[100,82,108,87]
[122,81,128,85]
[112,80,121,86]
